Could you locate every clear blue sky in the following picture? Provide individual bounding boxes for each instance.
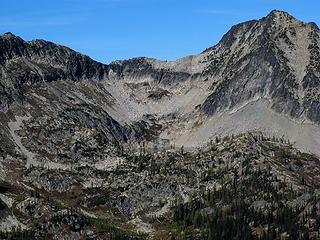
[1,0,319,63]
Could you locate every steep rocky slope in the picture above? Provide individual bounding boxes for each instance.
[0,32,107,109]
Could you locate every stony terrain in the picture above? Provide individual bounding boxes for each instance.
[0,9,319,239]
[1,133,320,239]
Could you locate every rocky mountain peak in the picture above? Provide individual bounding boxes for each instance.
[0,32,26,62]
[265,10,319,29]
[0,32,109,109]
[198,9,320,131]
[265,9,295,21]
[202,10,299,56]
[0,32,25,47]
[1,32,19,39]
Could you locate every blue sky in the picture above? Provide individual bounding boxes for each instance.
[1,0,319,63]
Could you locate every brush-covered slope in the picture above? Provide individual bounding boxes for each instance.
[1,133,320,238]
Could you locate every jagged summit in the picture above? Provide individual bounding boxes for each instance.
[2,32,16,37]
[0,32,25,45]
[266,9,295,20]
[265,9,320,30]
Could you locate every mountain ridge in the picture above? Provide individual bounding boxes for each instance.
[0,9,319,157]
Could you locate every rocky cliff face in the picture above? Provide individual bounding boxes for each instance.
[0,32,106,110]
[201,10,320,124]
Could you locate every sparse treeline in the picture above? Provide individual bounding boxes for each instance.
[172,166,314,239]
[0,209,145,240]
[169,133,319,239]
